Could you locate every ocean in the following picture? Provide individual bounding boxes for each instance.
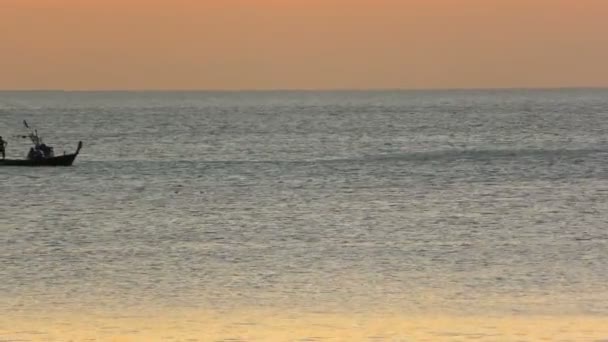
[1,89,607,341]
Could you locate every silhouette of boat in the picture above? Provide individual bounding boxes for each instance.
[0,120,83,167]
[0,141,83,167]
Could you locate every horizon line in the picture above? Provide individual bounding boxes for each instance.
[1,86,607,93]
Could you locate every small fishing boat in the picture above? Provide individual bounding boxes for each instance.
[0,121,83,167]
[0,141,83,166]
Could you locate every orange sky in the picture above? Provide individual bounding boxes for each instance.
[1,0,607,90]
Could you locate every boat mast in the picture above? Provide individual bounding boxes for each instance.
[23,120,42,146]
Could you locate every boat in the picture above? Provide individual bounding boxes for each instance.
[0,141,83,166]
[0,120,83,167]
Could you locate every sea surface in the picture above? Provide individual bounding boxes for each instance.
[1,89,608,341]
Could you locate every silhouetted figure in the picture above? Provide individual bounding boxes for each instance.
[27,147,43,160]
[38,143,53,158]
[27,147,36,160]
[0,136,6,160]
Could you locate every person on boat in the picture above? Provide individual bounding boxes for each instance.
[38,143,53,158]
[35,149,43,160]
[27,147,43,160]
[27,147,35,160]
[0,136,6,160]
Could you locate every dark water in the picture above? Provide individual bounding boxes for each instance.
[1,90,608,319]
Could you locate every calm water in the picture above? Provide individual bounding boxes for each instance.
[1,90,608,339]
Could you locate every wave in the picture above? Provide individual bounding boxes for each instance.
[346,147,608,164]
[79,147,607,167]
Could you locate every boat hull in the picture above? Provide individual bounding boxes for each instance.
[0,153,78,167]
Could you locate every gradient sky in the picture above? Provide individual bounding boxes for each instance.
[1,0,607,90]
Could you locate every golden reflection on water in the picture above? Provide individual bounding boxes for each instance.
[2,309,608,341]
